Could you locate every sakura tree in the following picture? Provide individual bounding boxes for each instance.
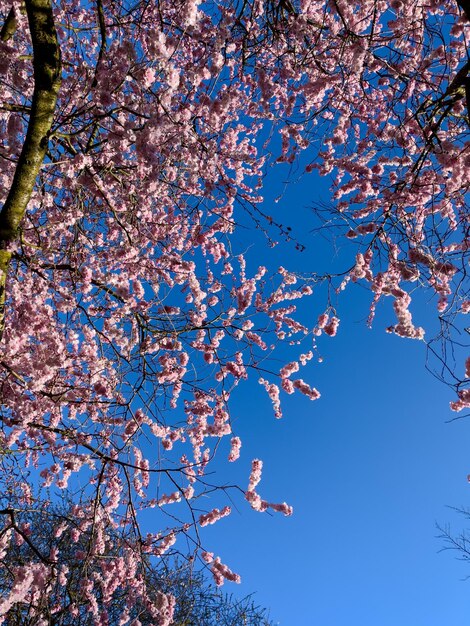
[0,494,275,625]
[0,0,469,622]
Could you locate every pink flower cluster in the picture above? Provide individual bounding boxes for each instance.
[199,506,231,527]
[245,460,293,516]
[210,557,241,586]
[228,436,242,462]
[1,0,468,615]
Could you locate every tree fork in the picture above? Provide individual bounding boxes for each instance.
[0,0,61,342]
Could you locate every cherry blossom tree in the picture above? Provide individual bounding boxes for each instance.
[0,0,469,622]
[0,495,274,625]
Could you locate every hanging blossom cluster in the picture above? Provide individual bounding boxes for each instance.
[0,0,329,619]
[294,0,470,403]
[245,459,293,516]
[0,0,469,621]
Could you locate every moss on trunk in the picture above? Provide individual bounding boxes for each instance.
[0,0,61,341]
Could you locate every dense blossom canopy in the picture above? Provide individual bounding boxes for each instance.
[0,0,469,622]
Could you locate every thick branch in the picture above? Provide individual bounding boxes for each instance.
[91,0,107,90]
[457,0,470,20]
[0,0,61,340]
[466,76,470,127]
[0,0,61,242]
[0,7,17,41]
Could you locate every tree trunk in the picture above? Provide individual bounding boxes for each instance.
[0,0,61,342]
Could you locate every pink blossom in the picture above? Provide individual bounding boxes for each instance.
[228,436,241,462]
[0,0,467,614]
[247,459,263,492]
[210,557,241,586]
[280,361,300,379]
[157,491,182,507]
[324,317,340,337]
[142,67,156,88]
[199,506,231,527]
[293,379,321,400]
[201,551,214,563]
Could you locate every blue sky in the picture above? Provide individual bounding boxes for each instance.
[206,313,470,625]
[194,159,470,625]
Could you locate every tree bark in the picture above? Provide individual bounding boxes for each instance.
[0,0,61,342]
[0,7,18,42]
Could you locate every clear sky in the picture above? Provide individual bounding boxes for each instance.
[194,159,470,625]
